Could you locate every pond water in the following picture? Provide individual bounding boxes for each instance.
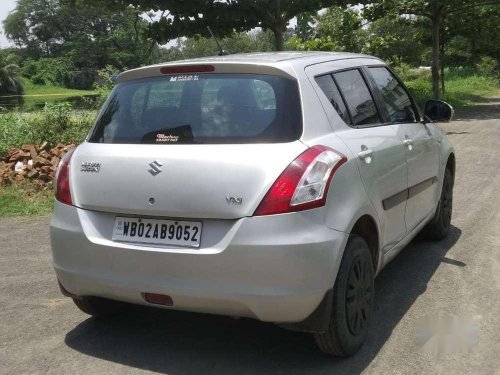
[0,94,99,112]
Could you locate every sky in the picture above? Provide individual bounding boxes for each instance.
[0,0,17,48]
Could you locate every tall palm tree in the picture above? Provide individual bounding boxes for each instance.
[0,60,24,95]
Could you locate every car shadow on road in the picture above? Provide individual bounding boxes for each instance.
[65,226,461,375]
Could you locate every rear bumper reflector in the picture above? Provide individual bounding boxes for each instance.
[143,293,174,306]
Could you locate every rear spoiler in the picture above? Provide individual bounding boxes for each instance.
[116,62,295,84]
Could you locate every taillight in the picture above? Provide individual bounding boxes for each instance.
[254,145,347,216]
[55,148,75,205]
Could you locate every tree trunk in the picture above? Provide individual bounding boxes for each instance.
[440,37,445,94]
[273,27,284,51]
[431,0,441,99]
[272,0,284,51]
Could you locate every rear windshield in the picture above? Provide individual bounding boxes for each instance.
[88,73,302,144]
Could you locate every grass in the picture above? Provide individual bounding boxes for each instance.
[399,68,500,108]
[22,79,97,97]
[0,184,54,217]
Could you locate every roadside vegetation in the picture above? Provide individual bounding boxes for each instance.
[397,66,500,108]
[22,80,96,97]
[0,103,96,156]
[0,183,53,217]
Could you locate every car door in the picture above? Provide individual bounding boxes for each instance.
[314,69,408,252]
[367,66,440,232]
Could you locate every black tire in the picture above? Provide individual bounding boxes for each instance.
[423,168,454,241]
[314,235,374,357]
[72,296,126,317]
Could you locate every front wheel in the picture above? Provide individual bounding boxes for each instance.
[314,235,374,357]
[423,168,453,240]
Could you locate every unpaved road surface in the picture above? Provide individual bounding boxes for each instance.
[1,98,499,374]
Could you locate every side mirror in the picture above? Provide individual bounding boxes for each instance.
[423,100,454,123]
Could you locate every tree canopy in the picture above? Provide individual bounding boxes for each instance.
[79,0,352,51]
[3,0,159,88]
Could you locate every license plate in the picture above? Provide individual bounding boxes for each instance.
[112,217,202,248]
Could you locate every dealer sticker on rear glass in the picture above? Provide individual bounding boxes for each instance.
[170,75,199,82]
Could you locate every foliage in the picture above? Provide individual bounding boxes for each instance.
[294,12,315,40]
[286,7,366,52]
[286,36,342,51]
[83,0,352,51]
[476,56,499,78]
[362,0,500,98]
[363,15,428,66]
[160,30,275,62]
[0,50,24,95]
[0,103,95,155]
[90,65,121,108]
[3,0,158,89]
[0,63,23,96]
[315,7,366,53]
[444,4,500,69]
[22,57,71,86]
[0,183,54,217]
[402,68,499,108]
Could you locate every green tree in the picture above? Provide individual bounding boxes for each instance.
[294,12,315,41]
[0,53,23,95]
[156,30,275,62]
[364,0,500,99]
[286,7,366,53]
[364,15,428,66]
[81,0,352,51]
[315,7,367,53]
[4,0,159,88]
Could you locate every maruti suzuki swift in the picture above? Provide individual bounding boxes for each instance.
[50,51,455,356]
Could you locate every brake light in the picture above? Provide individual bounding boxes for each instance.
[55,148,75,205]
[254,145,347,216]
[160,64,215,74]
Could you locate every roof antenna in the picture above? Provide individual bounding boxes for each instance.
[207,26,229,56]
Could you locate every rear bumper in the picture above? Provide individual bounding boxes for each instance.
[50,201,348,323]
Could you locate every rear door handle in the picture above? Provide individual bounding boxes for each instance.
[358,149,373,159]
[403,138,413,150]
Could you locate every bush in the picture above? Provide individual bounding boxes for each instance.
[0,102,96,155]
[22,58,71,87]
[393,63,431,82]
[476,56,498,77]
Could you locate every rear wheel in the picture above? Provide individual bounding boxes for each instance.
[314,235,374,357]
[423,168,453,240]
[72,296,126,317]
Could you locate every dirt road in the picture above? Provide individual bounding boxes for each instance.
[1,98,499,374]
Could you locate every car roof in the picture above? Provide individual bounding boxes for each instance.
[117,51,382,83]
[160,51,371,63]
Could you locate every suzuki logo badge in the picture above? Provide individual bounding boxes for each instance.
[148,161,163,176]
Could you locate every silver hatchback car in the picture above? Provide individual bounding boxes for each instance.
[51,52,455,356]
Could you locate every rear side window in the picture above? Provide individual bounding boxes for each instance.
[369,67,417,123]
[315,75,351,125]
[333,69,380,126]
[89,73,301,144]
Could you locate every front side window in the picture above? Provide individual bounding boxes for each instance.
[89,73,301,144]
[333,69,381,126]
[369,67,417,123]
